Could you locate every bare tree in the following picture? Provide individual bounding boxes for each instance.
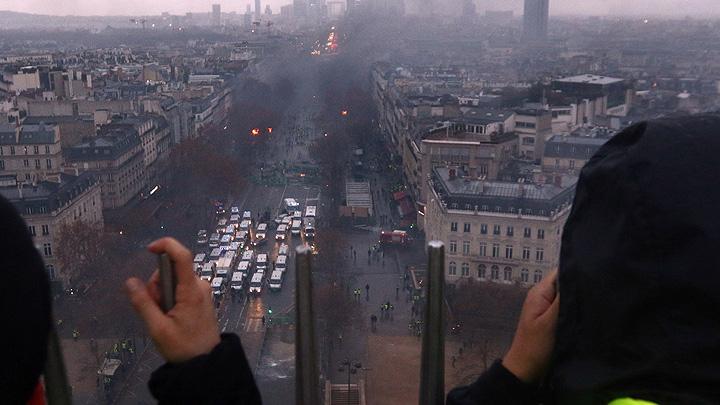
[55,220,105,289]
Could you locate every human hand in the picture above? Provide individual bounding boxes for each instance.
[502,270,559,383]
[125,237,221,363]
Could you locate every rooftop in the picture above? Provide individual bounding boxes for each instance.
[554,74,624,86]
[431,167,576,217]
[0,172,98,215]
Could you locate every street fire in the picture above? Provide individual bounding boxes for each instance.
[250,128,261,136]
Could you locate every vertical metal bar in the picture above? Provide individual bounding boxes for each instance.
[419,240,445,405]
[295,245,320,405]
[44,327,73,405]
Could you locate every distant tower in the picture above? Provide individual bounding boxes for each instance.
[294,0,308,17]
[212,4,221,26]
[255,0,262,20]
[523,0,549,40]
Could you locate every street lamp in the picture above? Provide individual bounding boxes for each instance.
[338,359,362,395]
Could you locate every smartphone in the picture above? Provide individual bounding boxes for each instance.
[158,253,177,312]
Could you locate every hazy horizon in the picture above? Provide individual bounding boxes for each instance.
[0,0,718,18]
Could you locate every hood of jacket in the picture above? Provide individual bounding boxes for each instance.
[549,114,720,404]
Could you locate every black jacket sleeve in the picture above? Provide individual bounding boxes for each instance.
[446,360,537,405]
[149,333,262,405]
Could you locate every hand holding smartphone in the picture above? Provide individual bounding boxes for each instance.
[158,253,177,312]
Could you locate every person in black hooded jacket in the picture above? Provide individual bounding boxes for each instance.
[447,113,720,405]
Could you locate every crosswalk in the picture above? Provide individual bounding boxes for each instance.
[245,316,265,332]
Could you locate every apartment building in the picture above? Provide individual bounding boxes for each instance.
[424,167,575,285]
[0,172,103,285]
[0,123,63,182]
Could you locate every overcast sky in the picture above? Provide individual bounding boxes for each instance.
[0,0,718,17]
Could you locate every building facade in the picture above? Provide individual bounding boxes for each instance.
[424,167,575,285]
[0,123,63,182]
[0,172,103,285]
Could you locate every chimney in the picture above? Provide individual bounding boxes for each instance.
[449,168,456,180]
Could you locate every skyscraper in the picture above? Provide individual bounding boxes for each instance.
[255,0,262,20]
[523,0,549,40]
[212,4,221,26]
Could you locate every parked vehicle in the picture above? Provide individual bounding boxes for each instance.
[268,270,284,292]
[291,220,302,235]
[275,224,288,241]
[211,277,225,296]
[196,230,208,245]
[249,273,264,295]
[231,272,246,291]
[275,255,287,272]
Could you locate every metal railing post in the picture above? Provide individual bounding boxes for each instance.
[44,327,73,405]
[419,241,445,405]
[295,245,320,405]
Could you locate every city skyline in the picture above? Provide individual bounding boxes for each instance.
[1,0,720,17]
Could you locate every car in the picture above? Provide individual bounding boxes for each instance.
[231,272,246,291]
[254,233,267,246]
[229,214,240,224]
[278,243,289,256]
[231,206,240,214]
[237,260,252,275]
[275,224,288,241]
[268,270,284,292]
[193,253,206,266]
[275,255,287,272]
[241,250,255,263]
[249,273,264,295]
[196,230,208,245]
[291,210,302,220]
[208,233,221,248]
[242,211,252,221]
[281,216,292,225]
[274,213,288,225]
[239,220,251,231]
[211,277,225,296]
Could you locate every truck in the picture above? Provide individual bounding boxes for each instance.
[379,230,410,246]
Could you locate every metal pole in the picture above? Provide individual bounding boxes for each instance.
[295,245,320,405]
[419,240,445,405]
[44,327,73,405]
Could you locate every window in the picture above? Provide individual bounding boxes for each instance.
[0,160,4,170]
[521,268,529,283]
[503,267,513,282]
[450,222,458,232]
[536,248,544,262]
[479,243,487,257]
[522,247,531,260]
[537,229,545,239]
[35,159,41,169]
[461,263,470,277]
[10,146,15,155]
[524,227,532,238]
[569,160,576,169]
[449,240,457,253]
[449,262,457,275]
[505,245,513,259]
[33,146,39,154]
[462,241,470,256]
[507,226,514,237]
[555,159,560,168]
[23,159,30,167]
[480,224,488,234]
[46,265,56,281]
[43,243,52,257]
[28,226,36,236]
[493,225,501,235]
[491,265,500,280]
[478,264,486,279]
[46,159,52,169]
[534,270,543,284]
[522,136,535,145]
[42,225,49,235]
[463,223,471,233]
[492,244,500,258]
[45,145,50,154]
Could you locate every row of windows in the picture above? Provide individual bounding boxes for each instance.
[447,203,550,216]
[448,262,544,284]
[0,159,53,171]
[27,225,50,236]
[449,240,545,261]
[450,222,545,239]
[0,145,52,156]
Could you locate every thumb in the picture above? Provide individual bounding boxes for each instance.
[125,277,167,334]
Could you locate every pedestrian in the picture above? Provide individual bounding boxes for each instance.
[452,355,456,368]
[72,329,79,341]
[261,315,266,326]
[396,285,400,300]
[365,283,370,301]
